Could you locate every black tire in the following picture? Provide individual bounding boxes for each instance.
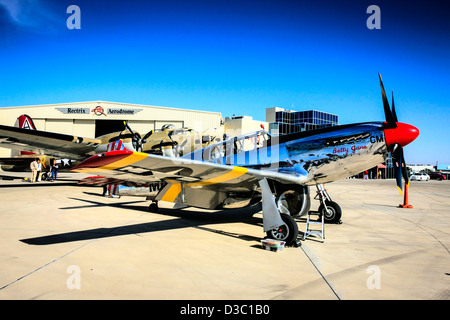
[148,203,158,213]
[318,200,342,224]
[266,213,299,246]
[275,185,310,218]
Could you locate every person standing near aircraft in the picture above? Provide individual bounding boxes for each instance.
[51,159,58,181]
[30,158,38,183]
[36,159,42,182]
[364,170,369,180]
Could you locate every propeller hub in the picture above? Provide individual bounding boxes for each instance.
[384,122,419,150]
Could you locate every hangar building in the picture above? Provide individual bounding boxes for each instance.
[0,101,223,157]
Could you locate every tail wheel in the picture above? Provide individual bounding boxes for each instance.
[266,213,299,246]
[148,202,158,213]
[318,200,342,224]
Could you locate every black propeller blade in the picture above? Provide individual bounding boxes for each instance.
[378,73,397,128]
[391,143,404,193]
[142,130,153,142]
[123,121,143,152]
[394,91,409,187]
[401,152,409,186]
[391,91,398,123]
[391,143,411,194]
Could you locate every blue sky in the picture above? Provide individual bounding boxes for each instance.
[0,0,449,164]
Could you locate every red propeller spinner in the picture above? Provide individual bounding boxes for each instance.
[384,122,419,151]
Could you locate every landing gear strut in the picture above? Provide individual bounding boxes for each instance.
[315,184,342,224]
[259,178,299,246]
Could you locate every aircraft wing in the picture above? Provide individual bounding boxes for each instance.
[72,150,305,205]
[0,125,102,160]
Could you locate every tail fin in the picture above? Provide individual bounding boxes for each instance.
[14,115,37,156]
[107,139,126,152]
[15,114,37,130]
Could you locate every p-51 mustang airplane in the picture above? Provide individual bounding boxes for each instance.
[71,74,419,245]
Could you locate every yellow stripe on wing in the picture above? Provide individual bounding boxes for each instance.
[189,166,248,187]
[160,183,182,202]
[160,166,248,202]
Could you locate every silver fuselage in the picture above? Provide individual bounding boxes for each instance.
[185,122,388,186]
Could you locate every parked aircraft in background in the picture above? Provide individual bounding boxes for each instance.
[72,74,419,245]
[0,114,75,174]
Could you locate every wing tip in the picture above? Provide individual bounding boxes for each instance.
[71,150,134,172]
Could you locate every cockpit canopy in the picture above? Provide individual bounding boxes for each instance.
[186,130,272,163]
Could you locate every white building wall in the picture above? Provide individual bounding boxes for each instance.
[73,119,95,138]
[45,119,74,135]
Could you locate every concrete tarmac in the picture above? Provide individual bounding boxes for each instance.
[0,172,448,300]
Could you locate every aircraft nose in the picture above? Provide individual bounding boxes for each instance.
[384,122,420,149]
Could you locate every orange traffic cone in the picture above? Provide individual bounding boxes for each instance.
[399,182,413,208]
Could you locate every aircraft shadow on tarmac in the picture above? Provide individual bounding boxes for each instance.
[20,198,269,246]
[0,174,83,188]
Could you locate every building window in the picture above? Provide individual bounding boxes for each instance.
[269,108,339,135]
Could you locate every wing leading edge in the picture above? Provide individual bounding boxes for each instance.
[0,124,101,160]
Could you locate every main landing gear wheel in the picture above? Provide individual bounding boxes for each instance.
[266,213,299,246]
[318,200,342,224]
